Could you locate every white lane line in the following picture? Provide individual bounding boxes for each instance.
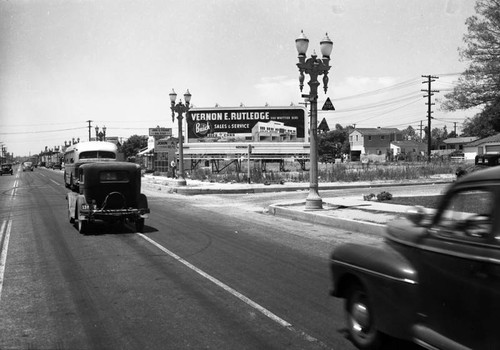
[0,219,12,302]
[11,180,18,197]
[136,233,292,328]
[50,179,60,186]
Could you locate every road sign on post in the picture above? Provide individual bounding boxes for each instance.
[322,97,335,111]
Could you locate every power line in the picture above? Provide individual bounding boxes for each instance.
[332,77,421,101]
[0,127,86,135]
[328,92,422,114]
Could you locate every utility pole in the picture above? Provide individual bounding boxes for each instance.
[86,120,93,141]
[419,120,423,141]
[453,122,458,136]
[421,75,439,162]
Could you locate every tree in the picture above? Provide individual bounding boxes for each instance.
[461,114,498,138]
[441,0,500,134]
[422,126,448,150]
[402,125,418,141]
[119,135,148,160]
[318,124,350,162]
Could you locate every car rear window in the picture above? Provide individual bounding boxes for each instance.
[80,151,116,159]
[99,171,129,183]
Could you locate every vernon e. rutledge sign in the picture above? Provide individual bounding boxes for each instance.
[186,106,307,143]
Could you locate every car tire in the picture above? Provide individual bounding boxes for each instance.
[68,208,74,224]
[345,283,383,350]
[78,218,89,234]
[135,218,145,233]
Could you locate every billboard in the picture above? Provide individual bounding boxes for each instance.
[186,106,307,143]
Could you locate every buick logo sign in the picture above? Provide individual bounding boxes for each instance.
[193,122,212,137]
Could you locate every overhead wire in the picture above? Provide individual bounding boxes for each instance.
[0,127,86,135]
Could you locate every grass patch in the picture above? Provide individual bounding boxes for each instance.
[188,161,460,184]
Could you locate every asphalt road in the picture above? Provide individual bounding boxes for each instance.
[0,166,432,349]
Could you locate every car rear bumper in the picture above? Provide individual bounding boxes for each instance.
[81,208,150,221]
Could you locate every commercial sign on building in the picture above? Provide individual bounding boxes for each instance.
[149,127,172,138]
[155,138,176,152]
[186,107,307,143]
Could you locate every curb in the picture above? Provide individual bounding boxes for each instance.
[268,203,387,235]
[142,179,453,196]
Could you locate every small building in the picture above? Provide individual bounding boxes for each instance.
[349,127,404,161]
[441,136,478,151]
[390,141,426,161]
[464,133,500,161]
[252,121,298,142]
[136,137,155,171]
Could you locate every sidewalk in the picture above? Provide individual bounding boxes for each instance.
[142,174,452,235]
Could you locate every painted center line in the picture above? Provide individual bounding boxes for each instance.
[136,233,330,348]
[136,233,292,327]
[0,219,12,302]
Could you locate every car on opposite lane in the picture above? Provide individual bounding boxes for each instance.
[22,162,34,172]
[330,166,500,350]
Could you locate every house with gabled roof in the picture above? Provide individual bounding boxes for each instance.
[390,140,426,161]
[349,127,404,161]
[464,133,500,161]
[441,136,479,151]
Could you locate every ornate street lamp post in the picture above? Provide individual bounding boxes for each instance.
[169,89,191,186]
[296,30,333,210]
[95,125,107,141]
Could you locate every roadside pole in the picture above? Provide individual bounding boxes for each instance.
[248,144,251,184]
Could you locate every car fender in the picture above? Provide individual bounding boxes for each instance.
[76,194,89,221]
[331,243,418,288]
[330,243,419,339]
[138,193,149,218]
[66,192,78,220]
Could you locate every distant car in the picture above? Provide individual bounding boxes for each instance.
[52,163,62,170]
[22,162,34,172]
[66,162,150,234]
[0,163,13,176]
[330,166,500,350]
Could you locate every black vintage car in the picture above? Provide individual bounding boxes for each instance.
[330,166,500,350]
[67,162,150,233]
[0,163,14,176]
[475,153,500,167]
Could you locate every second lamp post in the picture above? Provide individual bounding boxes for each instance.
[296,30,333,210]
[95,125,107,141]
[169,89,191,186]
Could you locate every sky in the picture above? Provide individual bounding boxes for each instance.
[0,0,480,157]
